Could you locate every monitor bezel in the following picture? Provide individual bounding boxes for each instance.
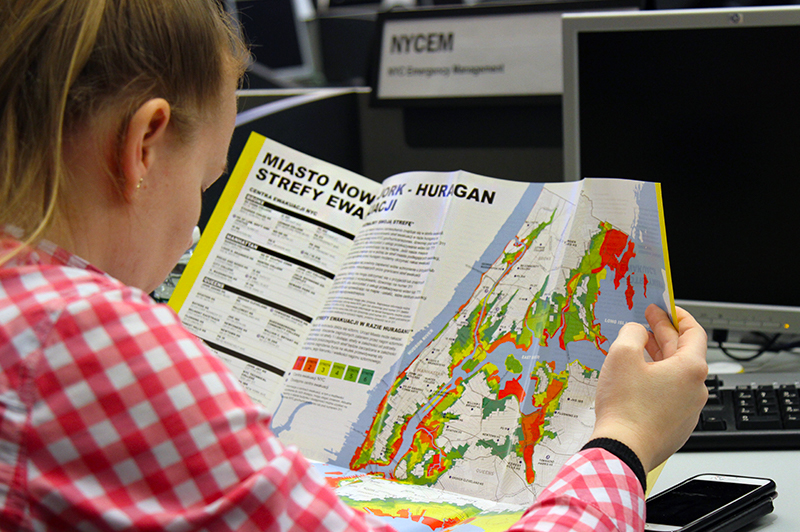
[224,0,317,83]
[561,6,800,335]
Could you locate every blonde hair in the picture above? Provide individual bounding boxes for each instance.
[0,0,248,259]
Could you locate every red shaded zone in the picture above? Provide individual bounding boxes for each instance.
[426,452,446,477]
[625,275,635,310]
[498,375,525,403]
[597,229,636,289]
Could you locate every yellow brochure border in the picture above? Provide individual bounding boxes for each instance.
[168,132,266,312]
[655,183,677,329]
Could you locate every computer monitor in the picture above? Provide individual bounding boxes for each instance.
[562,7,800,336]
[223,0,316,84]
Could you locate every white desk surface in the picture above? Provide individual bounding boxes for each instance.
[653,451,799,532]
[649,346,800,531]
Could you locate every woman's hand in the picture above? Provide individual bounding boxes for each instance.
[590,305,709,472]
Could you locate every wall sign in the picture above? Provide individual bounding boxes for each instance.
[371,2,638,105]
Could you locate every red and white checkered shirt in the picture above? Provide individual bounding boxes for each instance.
[0,235,645,531]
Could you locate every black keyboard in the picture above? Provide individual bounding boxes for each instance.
[681,372,800,451]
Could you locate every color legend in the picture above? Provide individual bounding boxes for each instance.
[293,356,373,385]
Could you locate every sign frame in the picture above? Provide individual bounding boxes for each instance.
[369,0,640,107]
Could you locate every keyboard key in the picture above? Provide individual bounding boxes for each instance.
[736,398,755,409]
[784,414,800,430]
[759,404,780,416]
[737,414,782,430]
[738,405,757,416]
[701,415,727,431]
[707,391,722,405]
[736,390,754,401]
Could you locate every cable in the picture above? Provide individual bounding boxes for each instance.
[747,333,800,356]
[712,328,783,362]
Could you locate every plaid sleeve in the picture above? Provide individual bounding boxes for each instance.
[14,269,644,532]
[25,285,397,532]
[509,447,646,532]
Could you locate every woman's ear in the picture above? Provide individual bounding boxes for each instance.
[119,98,172,201]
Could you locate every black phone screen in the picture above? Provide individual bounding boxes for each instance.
[646,479,759,526]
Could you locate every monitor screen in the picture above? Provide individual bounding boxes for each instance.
[224,0,315,82]
[562,7,800,335]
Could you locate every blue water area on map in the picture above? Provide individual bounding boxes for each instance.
[333,183,545,464]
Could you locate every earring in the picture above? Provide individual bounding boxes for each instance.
[136,178,144,190]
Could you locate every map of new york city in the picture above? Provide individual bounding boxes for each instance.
[346,184,661,505]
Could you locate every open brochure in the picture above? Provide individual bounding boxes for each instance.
[169,132,674,530]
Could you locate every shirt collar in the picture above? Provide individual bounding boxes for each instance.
[1,226,103,274]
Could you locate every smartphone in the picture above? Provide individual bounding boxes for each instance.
[645,474,777,532]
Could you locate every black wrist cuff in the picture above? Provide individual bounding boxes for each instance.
[581,437,647,492]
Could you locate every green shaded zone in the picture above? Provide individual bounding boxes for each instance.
[582,366,600,379]
[480,290,514,343]
[449,289,516,375]
[330,362,346,379]
[345,365,361,382]
[514,222,619,350]
[513,426,525,458]
[555,223,615,347]
[505,353,523,374]
[449,304,484,372]
[502,213,556,265]
[505,281,550,349]
[481,363,501,394]
[463,355,483,373]
[476,435,514,460]
[482,395,510,418]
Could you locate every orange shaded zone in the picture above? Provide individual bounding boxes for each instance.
[498,375,525,403]
[366,508,460,531]
[519,410,545,484]
[323,471,383,489]
[643,274,649,298]
[322,474,345,490]
[519,374,565,484]
[597,229,636,289]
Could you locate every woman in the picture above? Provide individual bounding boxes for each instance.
[0,1,708,530]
